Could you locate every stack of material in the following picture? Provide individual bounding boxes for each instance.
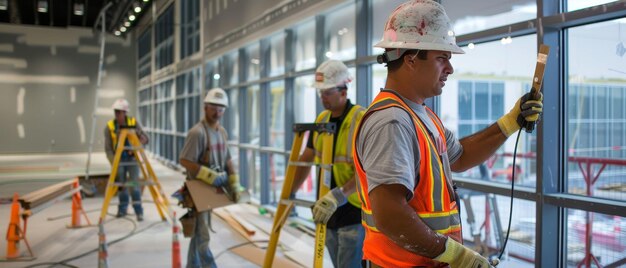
[19,179,75,210]
[213,204,332,267]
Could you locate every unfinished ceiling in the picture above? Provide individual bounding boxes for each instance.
[0,0,150,34]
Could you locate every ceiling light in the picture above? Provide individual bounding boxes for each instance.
[73,3,84,16]
[37,0,48,13]
[129,14,136,21]
[120,26,127,32]
[143,0,149,2]
[213,74,221,80]
[0,0,8,11]
[124,21,131,27]
[134,6,142,13]
[114,31,121,36]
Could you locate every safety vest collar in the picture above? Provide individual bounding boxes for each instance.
[313,104,365,163]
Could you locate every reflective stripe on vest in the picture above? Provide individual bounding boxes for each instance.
[313,105,365,208]
[353,90,461,267]
[107,117,137,150]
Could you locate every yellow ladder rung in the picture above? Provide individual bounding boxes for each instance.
[288,161,333,170]
[118,162,139,167]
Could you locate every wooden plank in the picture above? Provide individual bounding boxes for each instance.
[19,179,75,209]
[213,206,269,248]
[230,244,302,268]
[227,210,257,236]
[226,204,329,267]
[284,248,335,268]
[0,165,60,173]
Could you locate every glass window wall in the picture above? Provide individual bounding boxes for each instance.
[442,0,536,36]
[325,2,356,61]
[567,20,626,201]
[155,5,174,70]
[270,32,286,77]
[440,35,537,187]
[567,0,618,12]
[295,19,316,71]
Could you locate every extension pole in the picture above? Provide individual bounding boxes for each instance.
[85,2,113,182]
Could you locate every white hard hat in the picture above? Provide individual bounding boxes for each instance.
[204,87,229,107]
[374,0,464,54]
[112,98,129,112]
[311,60,352,89]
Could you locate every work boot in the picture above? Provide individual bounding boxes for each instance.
[137,214,144,222]
[116,211,127,218]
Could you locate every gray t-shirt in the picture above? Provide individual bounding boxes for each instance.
[179,119,231,175]
[356,93,463,200]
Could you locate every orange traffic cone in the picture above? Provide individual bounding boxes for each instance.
[97,219,109,268]
[69,178,92,228]
[6,193,21,259]
[172,212,182,268]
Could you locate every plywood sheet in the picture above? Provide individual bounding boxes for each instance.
[230,244,302,268]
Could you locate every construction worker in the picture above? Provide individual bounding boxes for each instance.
[353,1,543,267]
[104,98,149,221]
[291,60,366,268]
[179,87,242,268]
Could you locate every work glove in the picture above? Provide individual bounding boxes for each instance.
[196,166,227,187]
[228,174,242,202]
[497,91,543,137]
[312,188,347,224]
[434,238,493,268]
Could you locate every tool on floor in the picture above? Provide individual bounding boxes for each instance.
[492,44,550,267]
[263,123,336,268]
[98,127,171,222]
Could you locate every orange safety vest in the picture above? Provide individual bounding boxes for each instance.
[353,90,461,268]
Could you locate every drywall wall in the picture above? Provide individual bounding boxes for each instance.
[0,24,136,153]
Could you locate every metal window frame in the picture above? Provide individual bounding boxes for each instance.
[135,2,626,265]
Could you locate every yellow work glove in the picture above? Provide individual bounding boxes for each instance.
[497,91,543,137]
[312,188,347,224]
[196,166,227,186]
[228,174,242,202]
[434,238,493,268]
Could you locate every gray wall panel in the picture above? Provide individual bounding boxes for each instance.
[0,25,136,153]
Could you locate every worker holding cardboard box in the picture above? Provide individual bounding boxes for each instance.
[179,88,242,268]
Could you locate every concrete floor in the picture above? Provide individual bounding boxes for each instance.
[0,152,259,268]
[0,153,534,268]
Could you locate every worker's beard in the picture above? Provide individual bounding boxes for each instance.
[205,113,222,125]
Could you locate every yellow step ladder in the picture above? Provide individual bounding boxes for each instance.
[263,123,335,268]
[99,127,171,222]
